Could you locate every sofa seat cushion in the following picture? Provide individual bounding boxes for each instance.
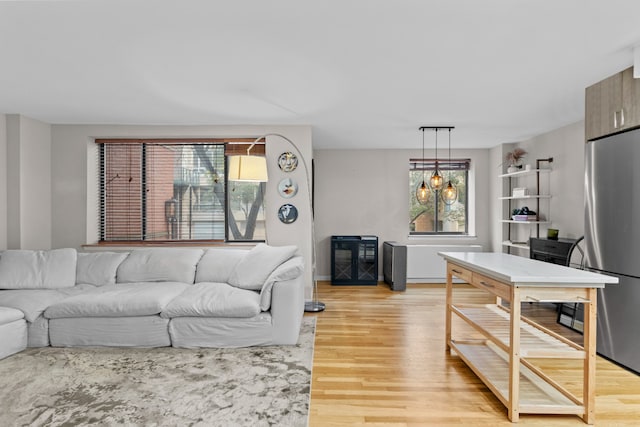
[169,314,272,348]
[44,282,190,319]
[161,282,260,318]
[117,248,204,284]
[0,248,77,289]
[0,306,24,324]
[49,316,170,347]
[0,285,95,322]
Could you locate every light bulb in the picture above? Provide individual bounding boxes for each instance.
[416,181,430,205]
[442,181,457,205]
[430,170,443,191]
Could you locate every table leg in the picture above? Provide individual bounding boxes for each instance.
[445,264,452,351]
[583,287,597,425]
[508,287,521,422]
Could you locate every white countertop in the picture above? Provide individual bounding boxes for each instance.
[439,252,618,287]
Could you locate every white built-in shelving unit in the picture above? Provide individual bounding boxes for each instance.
[499,166,552,254]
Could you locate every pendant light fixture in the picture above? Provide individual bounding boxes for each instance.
[441,127,458,205]
[415,127,430,205]
[430,129,443,191]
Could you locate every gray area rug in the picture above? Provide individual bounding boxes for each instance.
[0,317,315,427]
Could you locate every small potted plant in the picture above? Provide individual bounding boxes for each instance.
[503,148,527,173]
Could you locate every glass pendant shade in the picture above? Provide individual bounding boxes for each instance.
[442,180,457,205]
[416,180,430,204]
[430,170,443,191]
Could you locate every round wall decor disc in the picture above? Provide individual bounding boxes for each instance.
[278,204,298,223]
[278,152,298,172]
[278,178,298,198]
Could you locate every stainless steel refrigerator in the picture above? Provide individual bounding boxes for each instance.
[585,128,640,374]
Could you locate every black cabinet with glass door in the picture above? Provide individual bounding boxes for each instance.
[331,235,378,285]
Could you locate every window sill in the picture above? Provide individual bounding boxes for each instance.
[82,241,260,251]
[407,234,478,240]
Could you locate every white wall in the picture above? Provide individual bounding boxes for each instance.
[50,124,315,298]
[517,121,586,239]
[489,144,506,252]
[0,114,6,250]
[313,148,491,278]
[5,114,52,249]
[490,121,586,253]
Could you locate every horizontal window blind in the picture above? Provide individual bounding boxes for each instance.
[100,143,143,241]
[99,141,227,242]
[409,158,471,171]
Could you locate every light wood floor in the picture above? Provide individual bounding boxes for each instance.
[306,281,640,426]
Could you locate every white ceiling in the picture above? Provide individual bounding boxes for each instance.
[2,0,640,149]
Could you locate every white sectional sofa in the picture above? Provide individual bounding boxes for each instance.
[0,244,305,359]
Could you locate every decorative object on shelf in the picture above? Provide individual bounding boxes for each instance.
[415,127,431,205]
[277,178,298,198]
[441,127,457,205]
[227,143,268,182]
[278,204,298,223]
[503,148,527,173]
[430,128,443,191]
[233,133,325,313]
[512,187,528,198]
[547,228,559,240]
[511,206,537,221]
[277,151,298,172]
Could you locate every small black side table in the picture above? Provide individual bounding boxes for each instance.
[331,235,378,285]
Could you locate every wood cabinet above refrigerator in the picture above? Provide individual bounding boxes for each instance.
[585,66,640,141]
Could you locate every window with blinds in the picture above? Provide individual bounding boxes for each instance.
[98,138,266,243]
[409,158,470,235]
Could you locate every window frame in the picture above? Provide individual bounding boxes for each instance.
[409,158,470,236]
[96,138,266,245]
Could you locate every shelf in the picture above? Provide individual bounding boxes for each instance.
[450,341,583,415]
[501,220,551,224]
[452,304,584,359]
[502,241,529,250]
[499,195,552,200]
[444,255,601,423]
[499,168,552,179]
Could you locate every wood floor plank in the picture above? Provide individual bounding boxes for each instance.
[306,281,640,426]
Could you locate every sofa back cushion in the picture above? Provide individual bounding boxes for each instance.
[228,243,298,290]
[0,248,77,289]
[195,248,248,283]
[116,248,204,284]
[77,252,129,286]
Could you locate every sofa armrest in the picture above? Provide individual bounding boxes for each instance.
[259,256,304,311]
[269,274,305,345]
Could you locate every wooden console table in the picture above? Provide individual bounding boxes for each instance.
[439,252,618,424]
